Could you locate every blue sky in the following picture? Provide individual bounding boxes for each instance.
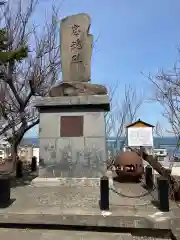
[25,0,180,137]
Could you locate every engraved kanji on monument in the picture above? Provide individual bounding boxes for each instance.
[60,13,93,82]
[33,13,110,179]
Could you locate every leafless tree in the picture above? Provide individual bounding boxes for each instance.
[0,0,61,167]
[143,53,180,200]
[148,56,180,137]
[106,84,144,166]
[106,84,143,139]
[154,121,164,137]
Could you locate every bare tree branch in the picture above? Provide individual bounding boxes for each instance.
[154,121,164,137]
[0,0,61,171]
[148,56,180,137]
[106,84,143,139]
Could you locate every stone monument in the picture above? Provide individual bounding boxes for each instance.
[49,13,107,97]
[34,13,110,182]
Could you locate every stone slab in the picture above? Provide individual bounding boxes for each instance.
[33,95,110,108]
[0,212,175,230]
[60,13,92,83]
[171,229,180,240]
[39,112,106,137]
[31,177,100,187]
[38,111,107,178]
[0,228,135,240]
[0,185,179,232]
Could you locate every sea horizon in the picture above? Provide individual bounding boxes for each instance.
[22,135,180,148]
[20,135,180,159]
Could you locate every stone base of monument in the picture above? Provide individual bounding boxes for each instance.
[31,177,101,187]
[34,95,110,179]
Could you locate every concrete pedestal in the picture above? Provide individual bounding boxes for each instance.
[34,95,110,178]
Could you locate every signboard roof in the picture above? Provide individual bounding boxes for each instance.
[126,119,154,128]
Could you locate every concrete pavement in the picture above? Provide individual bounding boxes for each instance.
[0,184,179,230]
[0,182,178,238]
[0,228,172,240]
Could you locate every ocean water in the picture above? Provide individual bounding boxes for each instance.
[106,136,180,157]
[21,136,180,155]
[20,136,180,165]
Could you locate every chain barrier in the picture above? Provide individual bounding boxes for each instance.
[108,168,156,200]
[107,142,180,206]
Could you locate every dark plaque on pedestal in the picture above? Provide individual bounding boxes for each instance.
[60,116,84,137]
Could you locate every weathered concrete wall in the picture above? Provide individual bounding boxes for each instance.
[39,111,107,178]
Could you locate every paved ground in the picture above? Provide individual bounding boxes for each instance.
[2,182,164,212]
[0,228,172,240]
[0,175,179,238]
[0,182,179,231]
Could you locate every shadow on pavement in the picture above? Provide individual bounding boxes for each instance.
[10,171,38,188]
[151,200,161,210]
[0,199,16,209]
[113,176,142,183]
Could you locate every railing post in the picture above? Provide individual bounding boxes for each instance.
[100,176,109,211]
[157,176,169,212]
[31,156,37,172]
[145,165,153,189]
[16,159,23,178]
[0,178,11,207]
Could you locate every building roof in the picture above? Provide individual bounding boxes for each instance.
[126,119,154,128]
